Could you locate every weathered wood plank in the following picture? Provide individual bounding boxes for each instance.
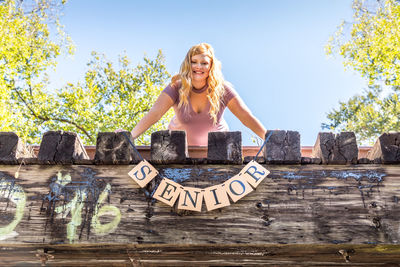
[0,244,400,266]
[0,164,399,247]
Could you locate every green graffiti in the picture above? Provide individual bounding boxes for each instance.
[91,183,121,235]
[0,180,26,240]
[56,171,71,186]
[55,189,87,243]
[54,172,121,243]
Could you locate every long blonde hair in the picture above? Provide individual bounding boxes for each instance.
[171,43,225,124]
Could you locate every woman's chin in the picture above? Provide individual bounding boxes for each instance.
[192,76,207,82]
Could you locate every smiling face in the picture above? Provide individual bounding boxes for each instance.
[191,53,212,83]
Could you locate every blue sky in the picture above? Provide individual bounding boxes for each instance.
[49,0,367,146]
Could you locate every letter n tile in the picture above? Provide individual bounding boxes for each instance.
[177,186,204,212]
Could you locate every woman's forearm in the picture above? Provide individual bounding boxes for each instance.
[130,92,173,139]
[227,97,266,140]
[130,111,161,139]
[240,113,266,140]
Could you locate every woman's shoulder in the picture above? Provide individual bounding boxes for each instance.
[163,79,182,104]
[170,75,182,90]
[223,81,238,96]
[223,81,235,91]
[170,79,182,90]
[222,81,238,104]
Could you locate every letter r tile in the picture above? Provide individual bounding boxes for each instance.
[128,160,158,188]
[239,160,270,188]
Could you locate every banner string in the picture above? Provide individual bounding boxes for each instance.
[121,132,159,200]
[122,132,144,161]
[253,131,274,162]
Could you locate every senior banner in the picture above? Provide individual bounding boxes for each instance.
[128,160,270,212]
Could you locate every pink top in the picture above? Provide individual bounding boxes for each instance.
[162,82,238,146]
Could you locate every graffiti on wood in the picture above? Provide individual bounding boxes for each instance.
[0,175,26,240]
[42,169,121,243]
[0,168,122,243]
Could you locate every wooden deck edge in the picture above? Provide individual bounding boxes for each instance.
[30,145,373,159]
[1,243,399,266]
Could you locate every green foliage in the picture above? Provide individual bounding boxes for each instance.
[324,0,400,144]
[0,0,172,145]
[326,0,400,87]
[0,0,73,142]
[322,86,400,144]
[49,51,173,145]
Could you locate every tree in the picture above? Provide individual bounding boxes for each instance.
[0,0,74,143]
[324,0,400,144]
[48,51,174,145]
[1,0,172,145]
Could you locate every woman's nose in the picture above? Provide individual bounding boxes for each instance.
[193,63,201,69]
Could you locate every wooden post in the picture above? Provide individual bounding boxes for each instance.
[151,130,188,164]
[367,132,400,163]
[312,132,358,164]
[207,131,242,164]
[0,132,32,164]
[38,131,89,164]
[264,130,301,164]
[94,132,140,164]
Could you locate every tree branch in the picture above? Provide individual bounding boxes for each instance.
[13,88,94,141]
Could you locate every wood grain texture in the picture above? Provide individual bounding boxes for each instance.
[0,164,400,265]
[0,244,400,266]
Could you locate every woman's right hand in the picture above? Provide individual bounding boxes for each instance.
[115,129,127,133]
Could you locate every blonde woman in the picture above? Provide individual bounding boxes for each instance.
[119,43,266,146]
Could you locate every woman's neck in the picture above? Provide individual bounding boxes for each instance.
[192,80,207,90]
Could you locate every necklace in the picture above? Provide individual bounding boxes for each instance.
[191,84,208,94]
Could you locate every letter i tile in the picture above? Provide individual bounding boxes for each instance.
[204,184,231,211]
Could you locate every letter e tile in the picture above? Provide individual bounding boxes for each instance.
[153,178,182,206]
